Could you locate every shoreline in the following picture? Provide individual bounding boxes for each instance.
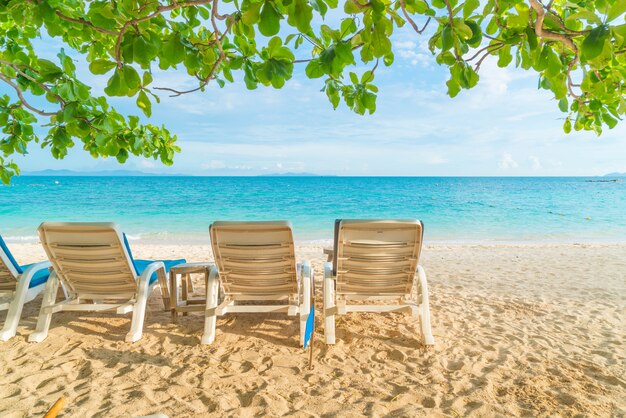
[5,236,626,246]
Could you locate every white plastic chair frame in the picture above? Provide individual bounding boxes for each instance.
[0,247,52,341]
[202,221,313,346]
[324,219,435,346]
[29,222,169,343]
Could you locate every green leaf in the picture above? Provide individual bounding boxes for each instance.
[344,0,360,14]
[242,2,262,25]
[163,33,185,65]
[453,20,473,40]
[287,0,313,33]
[370,0,385,13]
[581,25,610,61]
[89,60,116,75]
[545,50,562,77]
[133,35,158,67]
[603,113,618,129]
[259,2,281,36]
[116,148,129,163]
[558,98,568,113]
[466,20,482,47]
[563,118,572,133]
[607,1,626,23]
[565,10,602,25]
[37,59,63,78]
[441,25,453,51]
[446,78,461,97]
[123,66,141,94]
[463,0,479,18]
[136,90,151,117]
[143,72,153,86]
[497,45,512,67]
[463,66,479,87]
[311,0,328,17]
[104,69,127,96]
[305,60,326,78]
[436,51,456,65]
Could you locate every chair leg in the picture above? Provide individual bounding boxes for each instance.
[186,274,194,293]
[299,262,312,346]
[201,267,219,345]
[182,274,188,317]
[126,274,152,343]
[28,274,60,343]
[323,263,336,345]
[0,285,32,341]
[417,265,435,345]
[157,269,170,311]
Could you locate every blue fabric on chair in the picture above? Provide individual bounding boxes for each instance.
[123,233,186,284]
[0,234,23,274]
[19,263,51,288]
[133,259,187,285]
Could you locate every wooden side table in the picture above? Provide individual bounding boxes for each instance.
[169,262,214,321]
[323,248,334,262]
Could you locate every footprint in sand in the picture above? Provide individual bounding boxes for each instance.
[421,397,437,408]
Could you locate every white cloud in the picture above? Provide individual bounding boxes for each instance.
[394,39,432,68]
[201,160,227,169]
[529,156,542,170]
[136,160,156,169]
[499,153,519,170]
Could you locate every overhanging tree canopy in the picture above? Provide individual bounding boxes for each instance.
[0,0,624,183]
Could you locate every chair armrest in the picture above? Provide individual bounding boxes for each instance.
[19,261,52,284]
[137,261,165,286]
[416,265,430,304]
[323,262,335,280]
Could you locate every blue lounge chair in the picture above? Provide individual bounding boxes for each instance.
[29,223,185,343]
[0,234,53,341]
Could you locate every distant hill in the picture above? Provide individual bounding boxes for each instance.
[260,172,324,177]
[23,169,181,177]
[604,172,626,177]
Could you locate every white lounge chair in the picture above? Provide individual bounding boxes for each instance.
[0,235,52,341]
[324,219,435,345]
[202,221,313,346]
[29,222,185,343]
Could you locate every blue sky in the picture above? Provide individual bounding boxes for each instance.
[5,24,626,176]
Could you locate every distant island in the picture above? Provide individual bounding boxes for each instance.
[22,169,179,177]
[21,170,329,177]
[260,172,326,177]
[604,172,626,177]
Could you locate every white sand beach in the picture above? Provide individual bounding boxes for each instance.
[1,242,624,417]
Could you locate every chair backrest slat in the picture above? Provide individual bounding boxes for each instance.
[210,221,298,296]
[333,219,424,296]
[38,223,138,297]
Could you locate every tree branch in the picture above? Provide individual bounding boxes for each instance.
[443,0,460,59]
[398,0,431,34]
[293,43,364,63]
[474,44,505,71]
[0,74,58,117]
[54,10,118,35]
[465,42,504,62]
[528,0,580,99]
[528,0,577,53]
[153,56,224,97]
[211,0,226,59]
[0,59,66,106]
[362,58,379,83]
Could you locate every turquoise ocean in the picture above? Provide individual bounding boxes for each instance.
[1,176,625,243]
